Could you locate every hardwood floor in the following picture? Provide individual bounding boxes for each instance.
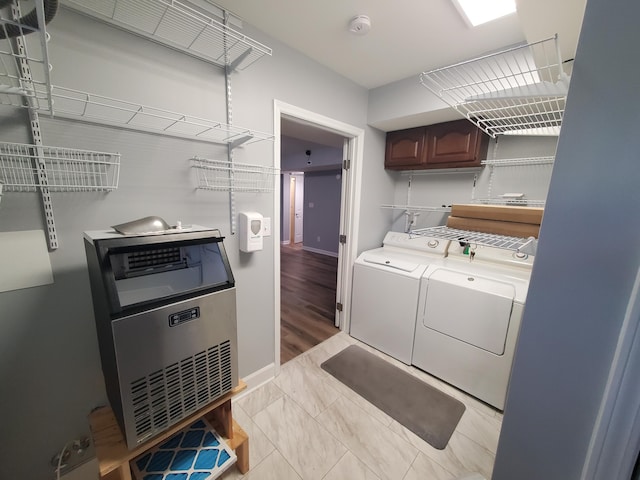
[280,244,340,364]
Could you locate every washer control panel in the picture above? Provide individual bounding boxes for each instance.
[448,242,534,268]
[382,231,449,256]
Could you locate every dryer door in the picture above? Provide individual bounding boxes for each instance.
[421,268,515,355]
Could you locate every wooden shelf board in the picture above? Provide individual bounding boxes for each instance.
[89,380,247,477]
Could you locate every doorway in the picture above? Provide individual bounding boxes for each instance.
[273,100,365,373]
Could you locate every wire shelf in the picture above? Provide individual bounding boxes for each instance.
[0,142,120,192]
[0,1,54,112]
[191,156,277,193]
[482,156,555,167]
[411,225,537,254]
[471,198,546,207]
[27,84,273,145]
[381,204,452,213]
[61,0,272,70]
[420,35,570,138]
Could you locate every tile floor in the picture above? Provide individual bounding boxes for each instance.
[221,332,502,480]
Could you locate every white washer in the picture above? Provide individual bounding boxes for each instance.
[350,231,448,364]
[412,240,534,410]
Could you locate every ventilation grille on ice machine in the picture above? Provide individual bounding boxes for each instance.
[130,340,233,444]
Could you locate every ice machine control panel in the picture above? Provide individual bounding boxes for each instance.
[168,307,200,327]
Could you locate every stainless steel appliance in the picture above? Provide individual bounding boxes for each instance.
[84,225,238,449]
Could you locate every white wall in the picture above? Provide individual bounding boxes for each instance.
[493,0,640,478]
[0,8,390,479]
[368,75,461,131]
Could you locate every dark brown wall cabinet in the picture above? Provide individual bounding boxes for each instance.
[384,119,489,170]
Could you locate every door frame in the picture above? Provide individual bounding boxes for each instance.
[292,173,304,244]
[580,265,640,479]
[273,100,364,375]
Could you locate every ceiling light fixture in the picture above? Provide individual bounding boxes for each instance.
[348,15,371,35]
[452,0,516,27]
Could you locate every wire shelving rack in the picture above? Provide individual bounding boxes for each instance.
[45,85,275,146]
[0,2,54,113]
[420,35,570,138]
[0,142,120,192]
[471,155,555,207]
[411,225,537,255]
[191,156,277,193]
[61,0,272,71]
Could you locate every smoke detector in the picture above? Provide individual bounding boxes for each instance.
[348,15,371,35]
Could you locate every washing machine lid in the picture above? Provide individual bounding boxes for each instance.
[422,268,515,355]
[359,251,424,273]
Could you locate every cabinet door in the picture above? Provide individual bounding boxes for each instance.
[425,119,488,168]
[384,127,427,169]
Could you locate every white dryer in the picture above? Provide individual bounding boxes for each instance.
[412,240,534,410]
[350,231,448,364]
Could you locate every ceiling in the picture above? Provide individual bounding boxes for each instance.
[211,0,585,90]
[210,0,586,146]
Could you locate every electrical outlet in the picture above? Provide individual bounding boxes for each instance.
[51,436,95,477]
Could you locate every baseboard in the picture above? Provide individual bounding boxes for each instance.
[281,240,289,246]
[233,362,276,402]
[302,246,339,258]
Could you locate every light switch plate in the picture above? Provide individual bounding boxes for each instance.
[262,217,271,236]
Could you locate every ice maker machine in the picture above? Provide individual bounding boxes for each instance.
[84,226,239,449]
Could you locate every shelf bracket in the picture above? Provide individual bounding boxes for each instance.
[517,237,538,256]
[227,48,253,73]
[228,135,253,150]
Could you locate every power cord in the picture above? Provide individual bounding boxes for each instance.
[54,442,70,480]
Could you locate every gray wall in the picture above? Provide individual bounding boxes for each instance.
[280,136,342,244]
[493,0,640,478]
[302,170,342,255]
[0,7,385,479]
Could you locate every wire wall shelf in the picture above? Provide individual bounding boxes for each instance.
[61,0,272,71]
[471,198,546,207]
[0,142,120,192]
[472,155,555,208]
[32,84,274,146]
[411,225,537,254]
[0,1,54,113]
[381,204,451,213]
[191,157,277,193]
[482,156,555,167]
[420,35,570,138]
